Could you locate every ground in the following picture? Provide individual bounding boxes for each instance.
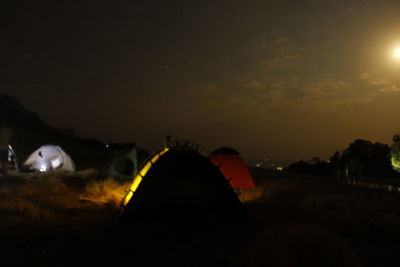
[0,169,400,266]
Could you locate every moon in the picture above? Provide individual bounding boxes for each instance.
[395,49,400,58]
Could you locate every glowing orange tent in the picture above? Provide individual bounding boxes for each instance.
[209,147,256,189]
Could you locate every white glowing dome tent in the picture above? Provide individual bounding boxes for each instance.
[23,145,76,172]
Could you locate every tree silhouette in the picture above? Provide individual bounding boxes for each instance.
[288,138,399,179]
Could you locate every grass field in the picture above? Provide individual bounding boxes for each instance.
[0,168,400,266]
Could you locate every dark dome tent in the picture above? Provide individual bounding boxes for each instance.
[209,147,256,189]
[118,143,244,225]
[102,146,149,180]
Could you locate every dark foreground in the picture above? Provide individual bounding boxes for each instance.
[1,169,400,266]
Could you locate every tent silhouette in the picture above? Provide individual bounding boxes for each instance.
[209,147,256,189]
[102,146,149,180]
[118,144,244,224]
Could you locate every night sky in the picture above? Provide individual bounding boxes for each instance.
[2,0,400,162]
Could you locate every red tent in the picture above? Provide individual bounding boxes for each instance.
[209,147,256,189]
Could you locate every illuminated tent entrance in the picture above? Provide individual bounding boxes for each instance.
[23,145,76,172]
[118,146,244,224]
[209,147,256,189]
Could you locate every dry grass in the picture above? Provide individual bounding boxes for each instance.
[83,178,130,206]
[239,169,400,267]
[237,187,264,203]
[244,169,400,229]
[1,168,400,266]
[0,170,128,229]
[241,225,363,267]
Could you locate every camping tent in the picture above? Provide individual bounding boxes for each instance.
[103,146,149,180]
[118,144,244,224]
[209,147,256,189]
[23,145,76,172]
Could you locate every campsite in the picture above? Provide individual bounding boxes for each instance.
[4,1,400,265]
[0,95,400,266]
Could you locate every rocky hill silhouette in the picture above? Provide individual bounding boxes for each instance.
[0,94,110,170]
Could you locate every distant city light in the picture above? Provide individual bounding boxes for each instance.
[276,167,283,171]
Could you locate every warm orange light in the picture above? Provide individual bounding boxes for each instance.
[129,176,142,191]
[121,175,143,206]
[139,161,152,177]
[151,154,160,163]
[159,149,169,156]
[122,191,134,206]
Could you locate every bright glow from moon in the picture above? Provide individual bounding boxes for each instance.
[394,49,400,58]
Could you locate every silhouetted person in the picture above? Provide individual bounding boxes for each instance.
[0,126,12,177]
